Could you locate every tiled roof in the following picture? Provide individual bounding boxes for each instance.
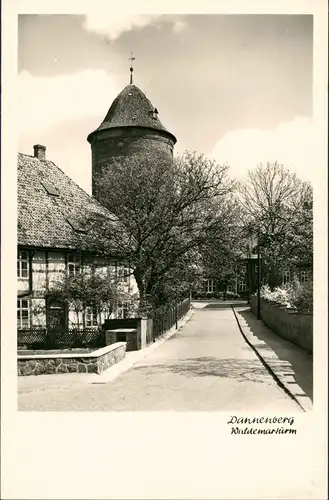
[87,84,176,143]
[17,153,129,254]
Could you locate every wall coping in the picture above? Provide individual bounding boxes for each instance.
[254,297,312,317]
[17,342,126,360]
[106,328,137,333]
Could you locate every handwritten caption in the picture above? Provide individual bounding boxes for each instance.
[227,415,297,435]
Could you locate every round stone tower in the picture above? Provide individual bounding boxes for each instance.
[87,83,177,199]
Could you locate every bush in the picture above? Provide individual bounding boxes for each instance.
[260,284,293,308]
[259,278,313,313]
[290,279,313,313]
[225,291,240,300]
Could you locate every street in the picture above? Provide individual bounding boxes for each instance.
[18,305,311,411]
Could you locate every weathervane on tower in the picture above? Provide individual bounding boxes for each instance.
[129,52,135,84]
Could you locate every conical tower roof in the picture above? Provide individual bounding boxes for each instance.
[87,84,176,144]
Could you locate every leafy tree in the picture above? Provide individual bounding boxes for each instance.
[46,263,132,327]
[199,238,244,287]
[90,151,238,311]
[148,249,206,308]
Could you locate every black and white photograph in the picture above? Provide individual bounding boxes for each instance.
[1,2,327,499]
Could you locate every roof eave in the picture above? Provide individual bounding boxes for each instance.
[87,125,177,145]
[17,243,132,261]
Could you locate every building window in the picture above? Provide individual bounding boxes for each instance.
[238,281,246,292]
[282,270,290,285]
[117,265,130,284]
[204,279,215,294]
[227,279,237,293]
[86,307,98,327]
[67,254,81,277]
[17,299,30,328]
[123,269,130,283]
[299,270,309,284]
[117,301,130,319]
[17,250,29,279]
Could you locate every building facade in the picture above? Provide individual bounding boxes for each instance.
[17,146,138,332]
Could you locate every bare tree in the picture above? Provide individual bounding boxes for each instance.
[239,162,313,287]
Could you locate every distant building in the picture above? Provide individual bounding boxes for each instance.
[194,260,250,300]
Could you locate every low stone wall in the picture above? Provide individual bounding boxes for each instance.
[250,296,313,353]
[18,342,126,376]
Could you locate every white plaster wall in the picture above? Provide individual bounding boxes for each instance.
[32,251,47,292]
[48,251,66,289]
[31,298,46,327]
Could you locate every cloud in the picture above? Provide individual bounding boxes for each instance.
[211,117,317,183]
[172,20,188,33]
[83,14,187,40]
[18,69,122,193]
[18,69,120,135]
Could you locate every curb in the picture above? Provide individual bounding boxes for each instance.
[89,308,195,384]
[232,306,312,412]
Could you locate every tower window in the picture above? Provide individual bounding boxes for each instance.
[148,108,159,119]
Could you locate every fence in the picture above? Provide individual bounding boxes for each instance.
[151,298,190,340]
[17,327,105,350]
[18,299,191,351]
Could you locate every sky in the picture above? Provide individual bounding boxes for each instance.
[18,14,314,193]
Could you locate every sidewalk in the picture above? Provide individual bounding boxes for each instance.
[233,307,313,411]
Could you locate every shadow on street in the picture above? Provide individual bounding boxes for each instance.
[238,309,313,400]
[202,302,248,309]
[130,356,276,384]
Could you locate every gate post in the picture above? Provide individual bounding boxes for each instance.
[137,317,148,349]
[175,290,178,329]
